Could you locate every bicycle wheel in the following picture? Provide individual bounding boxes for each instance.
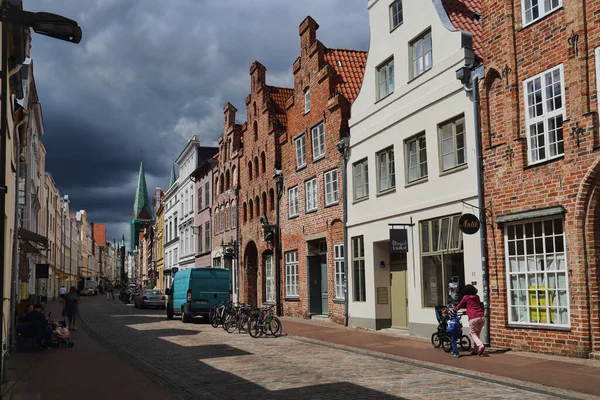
[266,316,282,336]
[459,335,472,351]
[239,315,250,333]
[248,317,264,338]
[222,314,234,331]
[223,318,237,334]
[210,310,220,328]
[431,332,442,348]
[441,336,452,353]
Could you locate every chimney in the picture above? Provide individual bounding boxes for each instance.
[299,16,319,52]
[250,61,267,92]
[223,102,237,129]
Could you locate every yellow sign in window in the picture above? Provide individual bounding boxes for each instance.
[529,286,549,323]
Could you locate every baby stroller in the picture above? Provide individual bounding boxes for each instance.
[50,317,74,348]
[431,305,472,352]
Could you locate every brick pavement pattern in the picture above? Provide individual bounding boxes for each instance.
[71,297,600,399]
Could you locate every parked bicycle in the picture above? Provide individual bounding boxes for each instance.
[247,304,282,338]
[223,303,252,334]
[209,300,233,328]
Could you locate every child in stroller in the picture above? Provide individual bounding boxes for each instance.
[50,318,74,348]
[430,305,472,356]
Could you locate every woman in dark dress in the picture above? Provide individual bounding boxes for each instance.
[63,286,80,331]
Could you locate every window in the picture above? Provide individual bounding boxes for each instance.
[421,215,464,308]
[205,182,210,208]
[304,88,310,113]
[305,178,317,212]
[225,204,230,231]
[377,58,395,100]
[352,236,366,302]
[285,251,299,297]
[406,133,428,182]
[174,248,178,264]
[353,159,369,200]
[506,217,568,326]
[295,135,306,168]
[197,225,202,253]
[197,188,203,211]
[288,186,299,217]
[205,221,210,250]
[214,209,219,234]
[324,169,339,206]
[524,65,565,164]
[311,122,325,160]
[231,202,237,227]
[522,0,561,25]
[390,0,403,29]
[334,243,345,300]
[411,30,432,78]
[185,228,189,255]
[439,116,467,171]
[377,147,395,192]
[265,254,275,303]
[220,207,225,232]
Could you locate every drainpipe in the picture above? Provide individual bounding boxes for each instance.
[235,187,240,305]
[337,137,350,327]
[458,63,490,346]
[274,172,282,317]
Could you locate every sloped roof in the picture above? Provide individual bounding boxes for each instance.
[93,224,106,246]
[268,86,293,128]
[324,48,368,103]
[133,161,153,220]
[441,0,482,59]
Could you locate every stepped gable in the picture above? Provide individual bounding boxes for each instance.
[324,48,368,103]
[441,0,482,59]
[267,85,293,128]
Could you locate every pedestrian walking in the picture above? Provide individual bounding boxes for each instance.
[106,281,115,301]
[59,285,67,303]
[63,286,80,331]
[454,284,486,356]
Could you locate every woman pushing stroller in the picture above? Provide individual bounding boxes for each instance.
[453,284,485,357]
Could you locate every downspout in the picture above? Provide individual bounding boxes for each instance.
[235,187,240,305]
[337,137,350,327]
[274,175,282,317]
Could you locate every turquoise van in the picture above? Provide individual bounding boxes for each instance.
[166,267,230,322]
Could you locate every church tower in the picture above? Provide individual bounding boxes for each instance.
[131,160,153,250]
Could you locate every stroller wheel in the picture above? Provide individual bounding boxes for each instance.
[441,336,453,353]
[431,333,442,348]
[459,335,472,351]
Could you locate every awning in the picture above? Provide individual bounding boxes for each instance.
[496,206,566,224]
[18,228,48,248]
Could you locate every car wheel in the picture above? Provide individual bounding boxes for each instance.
[181,311,189,323]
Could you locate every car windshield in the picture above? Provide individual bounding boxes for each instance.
[145,290,162,296]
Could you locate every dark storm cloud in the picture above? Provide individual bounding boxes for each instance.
[29,0,369,242]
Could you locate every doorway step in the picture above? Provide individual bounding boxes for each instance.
[378,328,410,337]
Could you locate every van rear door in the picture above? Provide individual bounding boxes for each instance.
[190,268,230,308]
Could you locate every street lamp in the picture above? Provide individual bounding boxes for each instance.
[0,2,82,389]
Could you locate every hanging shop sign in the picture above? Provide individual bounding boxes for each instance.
[458,213,480,235]
[35,263,49,279]
[389,228,408,253]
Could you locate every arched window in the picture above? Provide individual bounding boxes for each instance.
[223,142,228,162]
[269,188,275,211]
[253,121,258,141]
[215,209,219,233]
[253,101,257,117]
[243,202,247,223]
[215,177,219,196]
[254,157,259,178]
[262,192,267,215]
[261,152,266,174]
[248,161,253,180]
[225,170,231,190]
[232,166,237,188]
[219,173,224,194]
[249,200,254,219]
[231,201,237,227]
[220,206,225,232]
[255,196,260,218]
[225,203,230,231]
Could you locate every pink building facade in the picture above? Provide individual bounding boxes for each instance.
[192,148,218,267]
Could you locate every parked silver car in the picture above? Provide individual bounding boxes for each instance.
[134,289,167,309]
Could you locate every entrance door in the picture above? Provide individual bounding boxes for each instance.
[308,256,322,315]
[390,253,408,329]
[320,254,328,315]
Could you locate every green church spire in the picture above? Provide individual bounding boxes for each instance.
[133,160,152,221]
[169,163,177,187]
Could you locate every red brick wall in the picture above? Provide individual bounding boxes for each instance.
[481,0,600,356]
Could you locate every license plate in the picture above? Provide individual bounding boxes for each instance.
[195,300,207,305]
[150,297,161,300]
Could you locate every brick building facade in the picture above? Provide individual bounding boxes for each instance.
[481,0,600,357]
[279,17,366,322]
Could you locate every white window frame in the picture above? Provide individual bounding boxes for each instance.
[197,188,203,211]
[197,224,203,254]
[521,0,561,26]
[523,65,566,165]
[334,243,345,300]
[505,217,569,328]
[295,134,307,168]
[265,254,275,303]
[285,251,299,298]
[305,178,318,212]
[225,204,230,231]
[406,133,428,183]
[324,169,339,206]
[410,30,432,79]
[311,122,325,160]
[304,88,311,113]
[288,186,299,217]
[377,58,394,100]
[352,236,366,302]
[353,158,369,201]
[204,182,210,208]
[389,0,403,30]
[439,115,467,172]
[377,147,395,193]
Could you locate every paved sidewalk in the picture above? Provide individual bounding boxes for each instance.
[280,317,600,398]
[5,299,172,400]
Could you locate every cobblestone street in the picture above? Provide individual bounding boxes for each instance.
[64,296,597,400]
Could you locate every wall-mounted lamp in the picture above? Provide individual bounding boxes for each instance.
[379,261,385,269]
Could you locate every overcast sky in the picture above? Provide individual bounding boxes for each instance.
[30,0,369,246]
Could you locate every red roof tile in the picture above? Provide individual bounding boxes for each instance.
[441,0,482,59]
[267,86,293,128]
[324,48,368,103]
[93,223,106,245]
